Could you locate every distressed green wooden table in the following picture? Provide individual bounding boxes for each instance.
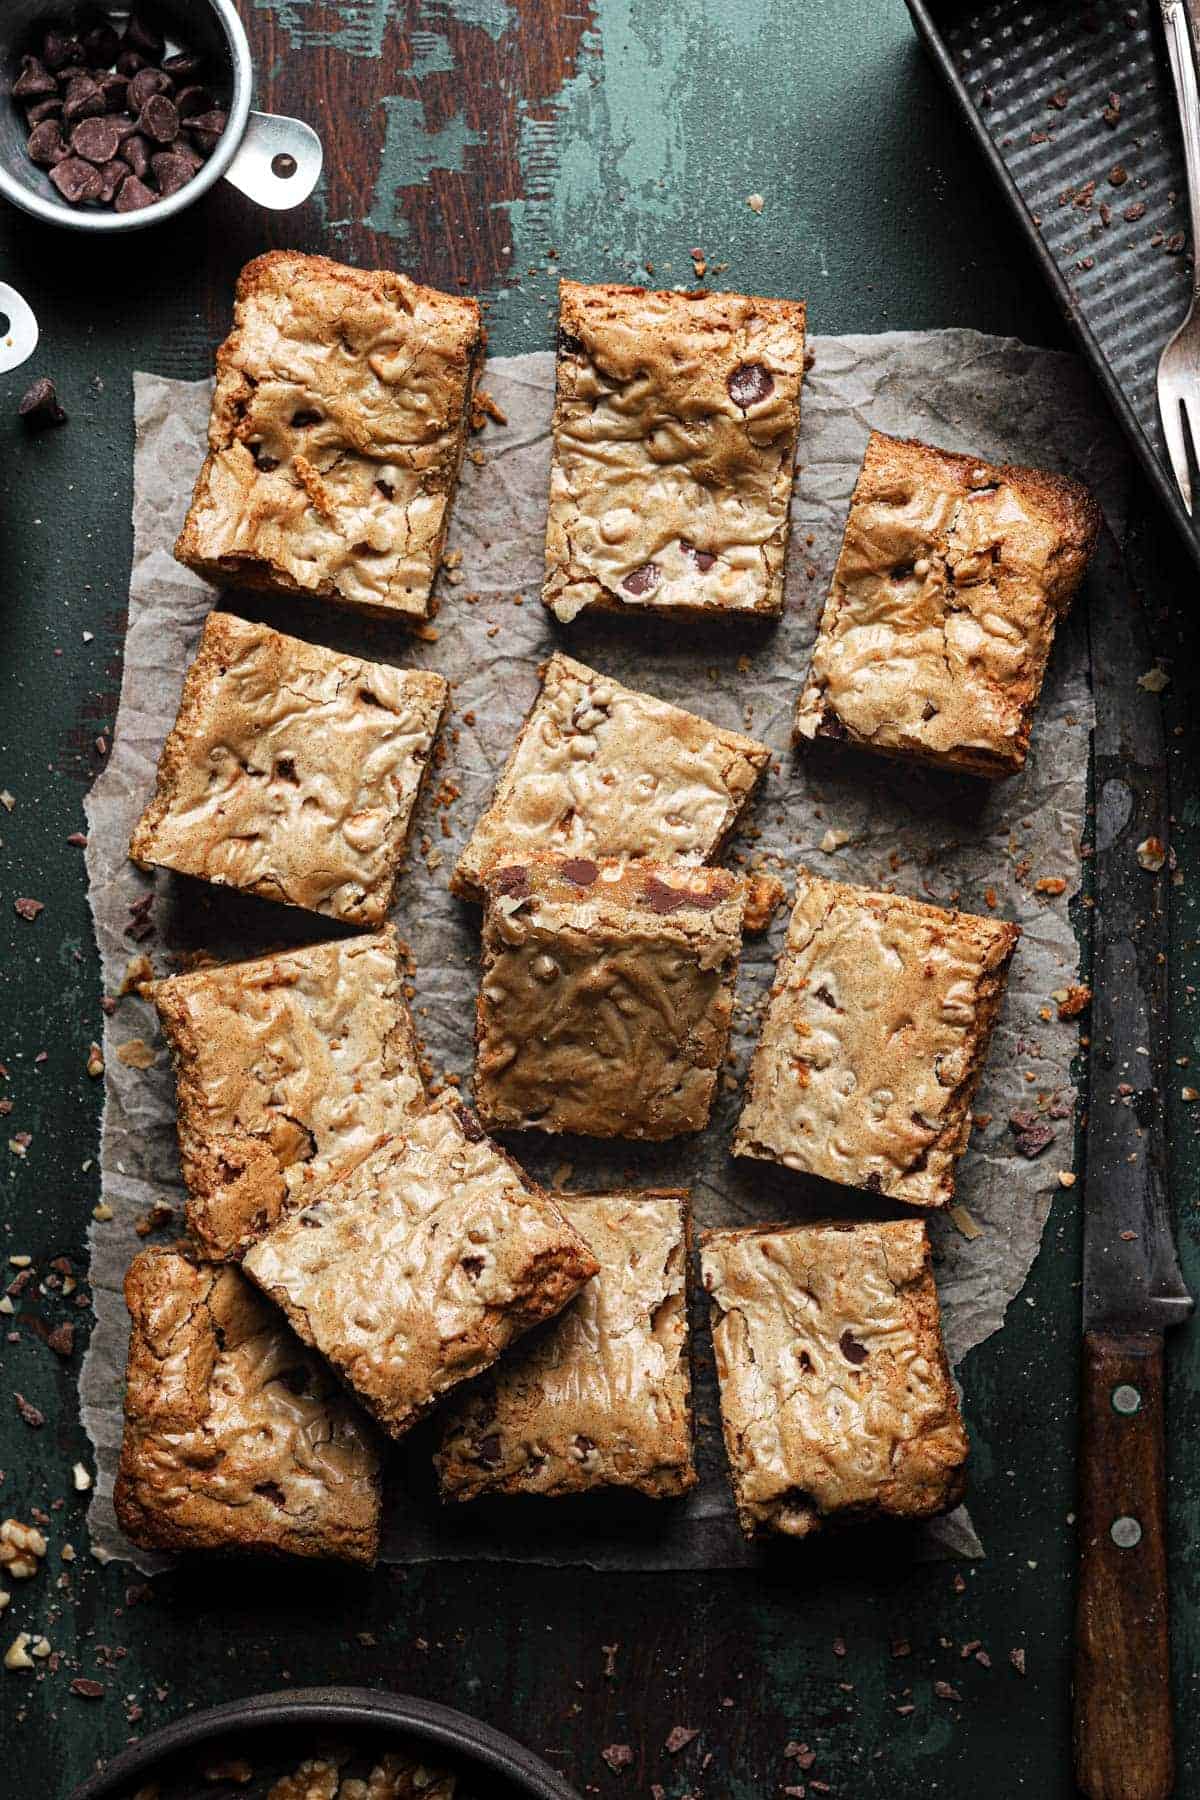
[2,2,1198,1794]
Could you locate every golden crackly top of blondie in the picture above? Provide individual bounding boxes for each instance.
[453,652,770,898]
[176,251,481,618]
[115,1249,382,1563]
[545,280,806,621]
[151,927,425,1261]
[701,1219,968,1538]
[734,870,1019,1207]
[130,611,447,925]
[794,431,1100,774]
[436,1188,696,1501]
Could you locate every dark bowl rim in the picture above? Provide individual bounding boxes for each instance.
[65,1685,582,1800]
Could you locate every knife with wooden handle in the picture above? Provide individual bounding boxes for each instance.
[1072,520,1193,1800]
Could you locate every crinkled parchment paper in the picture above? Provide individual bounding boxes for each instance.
[82,333,1129,1571]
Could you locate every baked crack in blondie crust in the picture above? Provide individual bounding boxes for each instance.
[702,1220,968,1538]
[243,1094,599,1439]
[129,611,448,924]
[436,1188,696,1500]
[544,281,806,621]
[175,252,483,621]
[794,431,1100,775]
[452,652,771,900]
[734,871,1019,1207]
[150,928,425,1261]
[474,855,746,1139]
[115,1248,383,1563]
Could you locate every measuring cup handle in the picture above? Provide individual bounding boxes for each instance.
[0,283,39,376]
[222,111,323,212]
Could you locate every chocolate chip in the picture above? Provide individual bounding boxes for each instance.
[42,30,84,72]
[454,1103,487,1143]
[560,857,599,887]
[557,328,584,357]
[174,84,214,120]
[115,48,148,78]
[839,1329,869,1365]
[50,154,103,203]
[94,157,127,203]
[25,96,63,124]
[476,1433,502,1466]
[121,133,151,178]
[1014,1121,1055,1158]
[138,93,179,144]
[27,119,67,167]
[642,875,723,914]
[18,378,67,428]
[621,560,661,597]
[151,151,196,196]
[727,361,775,408]
[14,1391,45,1428]
[185,108,227,155]
[62,75,105,124]
[123,12,165,59]
[71,114,123,164]
[492,864,531,897]
[97,74,128,114]
[12,55,58,102]
[680,538,716,571]
[114,173,157,212]
[162,49,206,81]
[128,66,172,111]
[82,22,122,66]
[865,1170,883,1192]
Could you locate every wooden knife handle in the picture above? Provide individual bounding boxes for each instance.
[1074,1330,1173,1800]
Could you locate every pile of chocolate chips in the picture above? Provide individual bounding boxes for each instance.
[11,9,228,214]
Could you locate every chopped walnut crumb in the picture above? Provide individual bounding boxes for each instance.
[0,1520,47,1579]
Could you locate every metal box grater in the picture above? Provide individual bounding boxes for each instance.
[907,0,1200,567]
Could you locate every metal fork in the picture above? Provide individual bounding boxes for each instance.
[1157,0,1200,513]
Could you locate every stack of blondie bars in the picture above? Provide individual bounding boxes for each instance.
[113,252,1100,1564]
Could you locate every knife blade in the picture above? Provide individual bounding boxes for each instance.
[1073,519,1193,1800]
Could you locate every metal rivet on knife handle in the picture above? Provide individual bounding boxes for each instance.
[1110,1515,1143,1550]
[1111,1383,1143,1415]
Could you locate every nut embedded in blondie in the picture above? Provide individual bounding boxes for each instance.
[175,251,483,621]
[793,431,1101,775]
[544,280,807,622]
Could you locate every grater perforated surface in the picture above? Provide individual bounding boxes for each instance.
[911,0,1200,553]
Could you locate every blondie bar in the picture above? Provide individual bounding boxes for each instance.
[544,281,807,622]
[733,872,1019,1207]
[436,1188,696,1501]
[452,653,770,900]
[474,855,746,1139]
[129,611,448,925]
[702,1220,968,1539]
[794,432,1101,775]
[114,1249,382,1563]
[242,1095,599,1439]
[150,927,425,1261]
[175,252,483,621]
